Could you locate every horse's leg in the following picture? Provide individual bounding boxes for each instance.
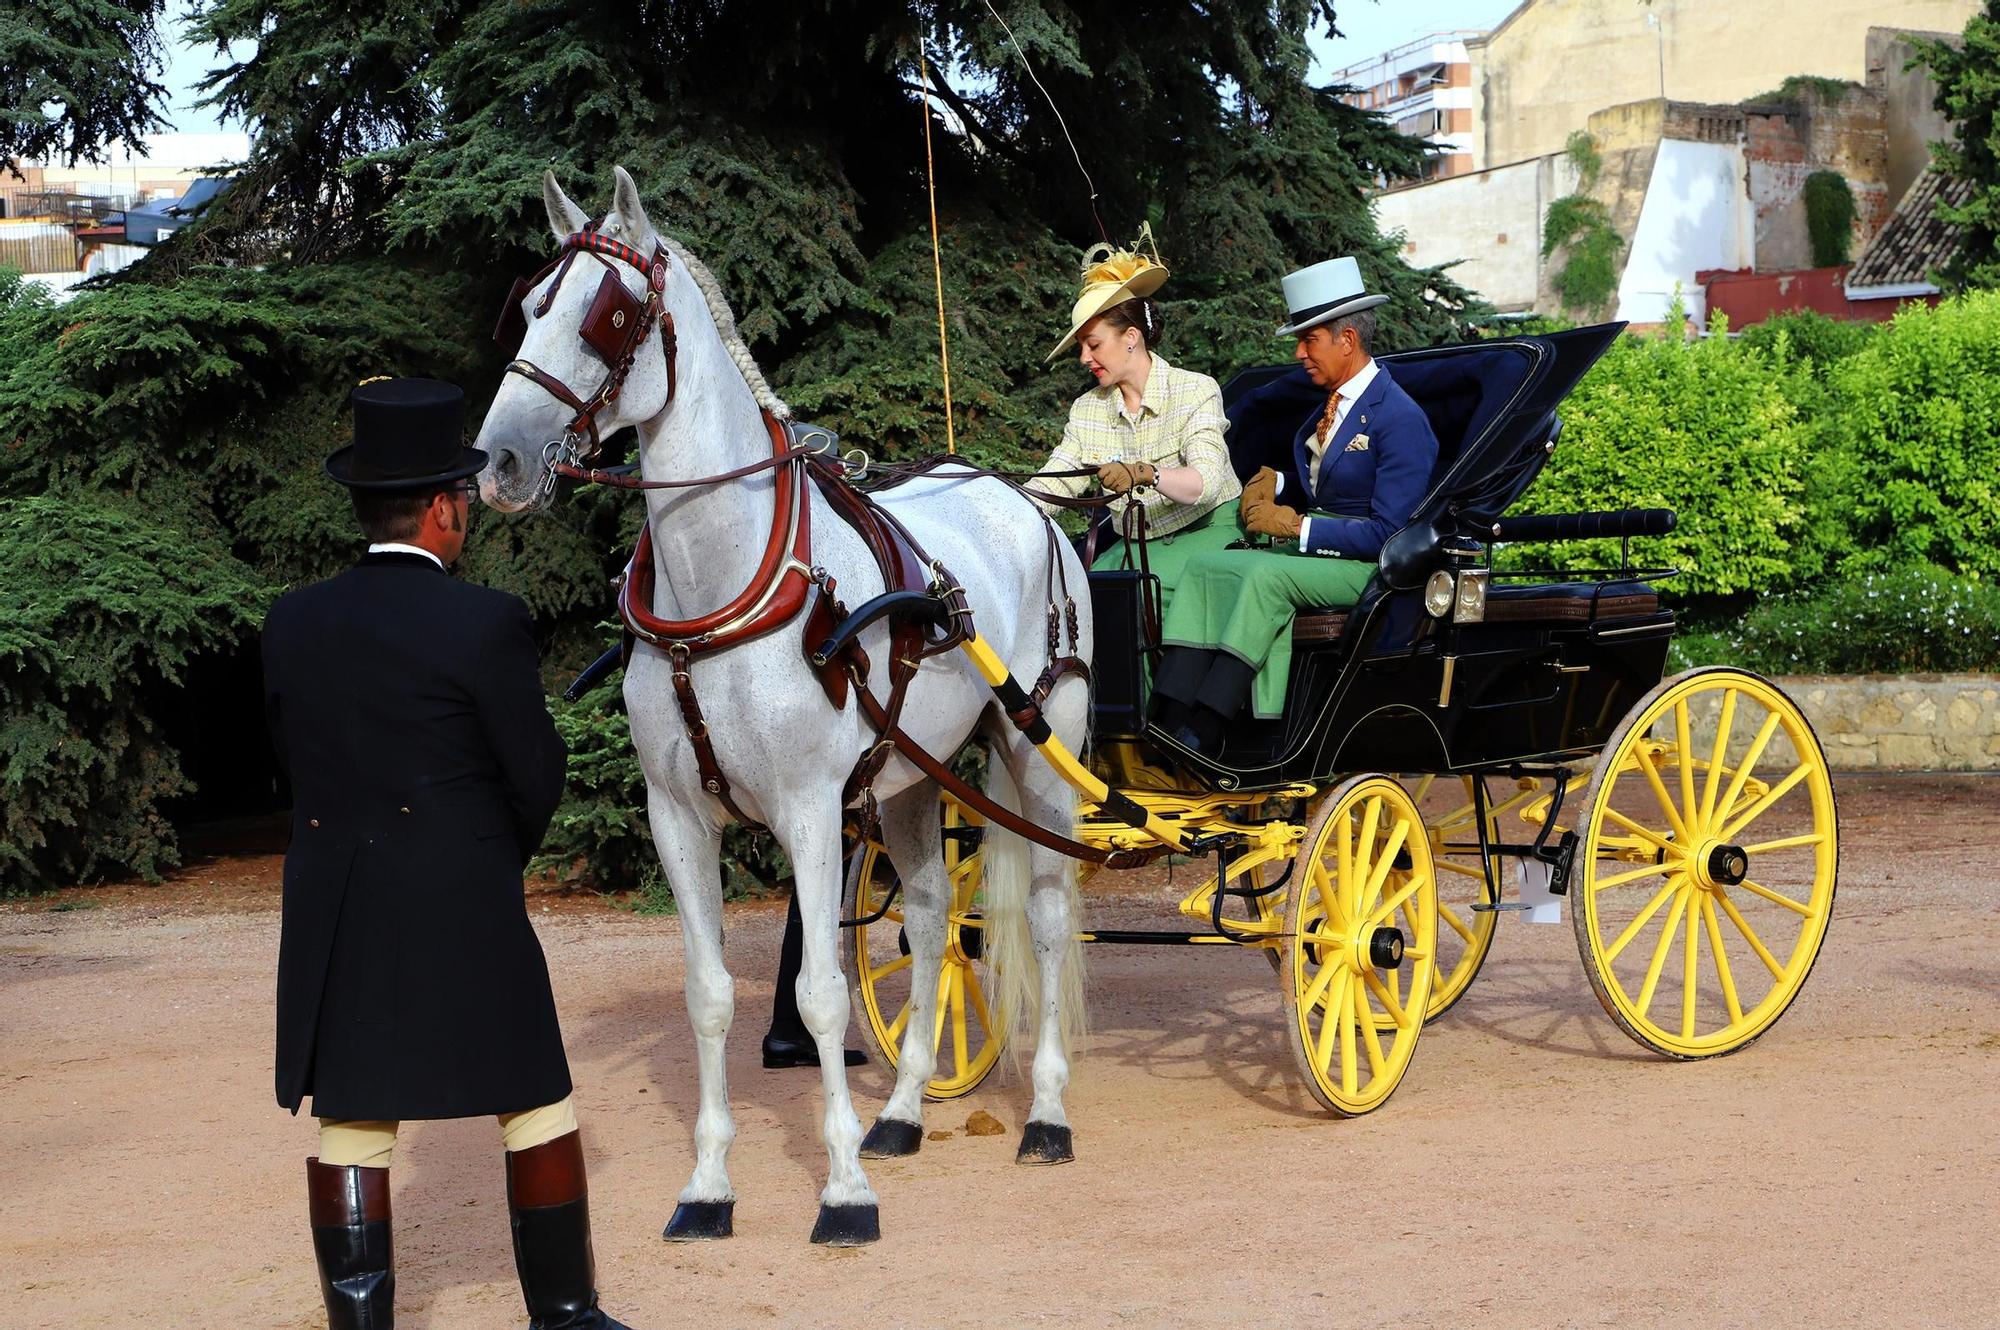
[778,795,881,1245]
[858,782,948,1158]
[1005,681,1089,1165]
[651,799,739,1241]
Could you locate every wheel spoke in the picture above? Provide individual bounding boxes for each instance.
[932,966,950,1056]
[1734,877,1814,917]
[1437,857,1490,881]
[1368,863,1422,929]
[1336,813,1355,920]
[1361,967,1408,1028]
[1740,832,1827,855]
[1301,953,1342,1013]
[1674,700,1698,833]
[1634,887,1692,1019]
[1602,874,1685,964]
[1314,970,1352,1069]
[1359,819,1412,916]
[1338,979,1359,1097]
[1600,805,1679,854]
[1350,798,1383,917]
[1720,763,1814,842]
[1355,981,1386,1076]
[963,966,995,1037]
[1700,894,1744,1025]
[1699,687,1739,832]
[1439,899,1478,944]
[951,968,970,1077]
[868,951,912,984]
[1681,882,1701,1039]
[1633,743,1689,840]
[1715,710,1783,832]
[1714,885,1786,980]
[887,1000,912,1043]
[1593,859,1680,891]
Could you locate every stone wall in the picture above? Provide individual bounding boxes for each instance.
[1784,675,2000,770]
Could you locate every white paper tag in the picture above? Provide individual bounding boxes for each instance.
[1515,857,1561,924]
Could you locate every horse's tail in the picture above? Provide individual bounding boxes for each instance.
[979,743,1088,1068]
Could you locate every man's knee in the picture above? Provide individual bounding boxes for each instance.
[499,1095,579,1154]
[318,1118,399,1169]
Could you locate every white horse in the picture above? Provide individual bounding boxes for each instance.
[477,167,1091,1245]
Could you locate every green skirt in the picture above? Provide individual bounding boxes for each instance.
[1159,542,1375,718]
[1090,499,1245,625]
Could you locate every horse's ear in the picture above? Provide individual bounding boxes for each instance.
[543,171,588,241]
[609,165,655,243]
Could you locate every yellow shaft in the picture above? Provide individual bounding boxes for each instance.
[958,631,1192,853]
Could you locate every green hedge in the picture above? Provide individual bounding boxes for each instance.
[1816,289,2000,578]
[1506,317,1815,596]
[1679,564,2000,674]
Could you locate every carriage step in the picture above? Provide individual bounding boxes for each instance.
[1471,902,1538,913]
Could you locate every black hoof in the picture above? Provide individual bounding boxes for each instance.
[860,1117,924,1159]
[809,1202,880,1247]
[662,1199,734,1242]
[1016,1121,1075,1165]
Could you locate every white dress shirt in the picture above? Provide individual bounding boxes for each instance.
[367,541,445,571]
[1282,357,1379,552]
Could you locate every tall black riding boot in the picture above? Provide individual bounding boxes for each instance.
[306,1158,394,1329]
[762,889,864,1068]
[506,1131,635,1330]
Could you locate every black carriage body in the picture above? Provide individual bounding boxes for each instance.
[1088,322,1673,791]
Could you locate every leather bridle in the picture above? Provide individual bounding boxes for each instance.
[493,223,679,504]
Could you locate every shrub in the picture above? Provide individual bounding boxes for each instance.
[1737,309,1876,378]
[1727,564,2000,674]
[1802,171,1857,267]
[1541,194,1622,313]
[1815,289,2000,578]
[0,494,272,890]
[1505,321,1816,597]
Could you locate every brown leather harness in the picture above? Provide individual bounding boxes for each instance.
[501,234,1157,865]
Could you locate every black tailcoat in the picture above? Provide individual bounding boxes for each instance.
[263,551,572,1120]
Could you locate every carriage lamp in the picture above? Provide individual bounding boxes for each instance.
[1452,569,1490,624]
[1423,569,1455,618]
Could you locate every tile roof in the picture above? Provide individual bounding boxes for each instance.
[1847,166,1972,292]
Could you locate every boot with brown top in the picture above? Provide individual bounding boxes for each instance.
[506,1130,636,1330]
[306,1158,394,1328]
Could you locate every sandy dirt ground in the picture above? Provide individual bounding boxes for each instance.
[3,772,1996,1329]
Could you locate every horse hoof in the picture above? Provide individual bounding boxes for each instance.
[809,1202,880,1246]
[662,1200,734,1241]
[859,1117,923,1159]
[1016,1121,1074,1165]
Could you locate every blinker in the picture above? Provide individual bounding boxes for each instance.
[493,276,532,355]
[581,269,647,363]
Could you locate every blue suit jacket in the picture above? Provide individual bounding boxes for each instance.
[1227,363,1439,561]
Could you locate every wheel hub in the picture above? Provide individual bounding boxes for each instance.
[1698,842,1749,888]
[1367,926,1406,970]
[954,911,985,962]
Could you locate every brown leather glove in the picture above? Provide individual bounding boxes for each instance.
[1240,466,1279,514]
[1097,460,1155,494]
[1245,500,1303,541]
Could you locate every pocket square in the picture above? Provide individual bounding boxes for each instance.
[1344,434,1371,453]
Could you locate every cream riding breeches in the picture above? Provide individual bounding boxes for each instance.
[317,1095,578,1169]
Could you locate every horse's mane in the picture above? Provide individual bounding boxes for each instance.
[660,235,792,420]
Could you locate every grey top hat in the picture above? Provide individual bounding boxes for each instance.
[1274,257,1389,338]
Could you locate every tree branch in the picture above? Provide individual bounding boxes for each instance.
[897,76,1031,167]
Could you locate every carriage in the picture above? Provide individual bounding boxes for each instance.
[843,320,1839,1117]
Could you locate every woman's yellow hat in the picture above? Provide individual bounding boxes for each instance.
[1045,224,1169,363]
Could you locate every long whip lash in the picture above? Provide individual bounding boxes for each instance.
[978,0,1108,243]
[916,39,958,454]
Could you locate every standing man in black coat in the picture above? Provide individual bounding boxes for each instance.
[263,378,636,1330]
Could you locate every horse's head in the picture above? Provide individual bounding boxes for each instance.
[477,166,678,512]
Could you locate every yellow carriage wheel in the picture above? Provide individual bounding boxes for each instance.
[1573,667,1837,1059]
[846,796,1005,1099]
[1280,776,1438,1116]
[1405,774,1544,1022]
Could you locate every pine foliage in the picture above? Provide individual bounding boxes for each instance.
[0,0,169,165]
[1909,2,2000,291]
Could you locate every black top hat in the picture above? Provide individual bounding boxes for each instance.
[325,378,487,490]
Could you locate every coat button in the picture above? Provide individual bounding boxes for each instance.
[309,819,320,828]
[399,806,411,815]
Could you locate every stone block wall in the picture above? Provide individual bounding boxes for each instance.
[1784,675,2000,770]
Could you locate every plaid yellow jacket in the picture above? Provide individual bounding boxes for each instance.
[1035,353,1241,538]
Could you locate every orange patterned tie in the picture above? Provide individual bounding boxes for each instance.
[1311,390,1340,491]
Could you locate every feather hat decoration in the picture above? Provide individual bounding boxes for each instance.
[1046,223,1170,363]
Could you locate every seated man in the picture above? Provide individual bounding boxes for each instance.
[1151,257,1439,758]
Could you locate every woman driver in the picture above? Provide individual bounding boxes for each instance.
[1034,231,1241,590]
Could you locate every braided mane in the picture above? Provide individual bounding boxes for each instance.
[659,235,791,420]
